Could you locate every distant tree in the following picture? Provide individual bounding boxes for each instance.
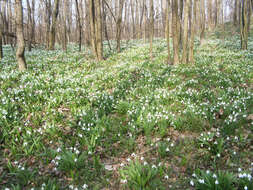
[116,0,126,53]
[189,0,197,63]
[49,0,60,50]
[166,0,171,64]
[182,0,190,63]
[149,0,154,61]
[172,0,180,64]
[75,0,82,52]
[15,0,27,71]
[200,0,205,45]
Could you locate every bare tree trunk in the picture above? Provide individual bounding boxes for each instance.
[200,0,205,45]
[95,0,103,60]
[240,0,251,49]
[182,0,190,63]
[15,0,26,71]
[234,0,238,25]
[208,0,213,30]
[63,0,68,51]
[189,0,197,63]
[172,0,180,64]
[49,0,60,50]
[45,0,52,49]
[143,0,147,42]
[102,0,112,50]
[166,0,171,64]
[116,0,126,53]
[26,0,33,51]
[149,0,154,61]
[75,0,82,51]
[0,22,3,60]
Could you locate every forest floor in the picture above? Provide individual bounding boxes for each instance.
[0,29,253,190]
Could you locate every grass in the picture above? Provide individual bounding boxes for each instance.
[0,31,252,189]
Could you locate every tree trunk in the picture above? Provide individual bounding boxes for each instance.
[208,0,213,30]
[240,0,250,50]
[95,0,103,61]
[149,0,154,61]
[189,0,197,63]
[182,0,190,63]
[116,0,126,53]
[49,0,60,50]
[15,0,26,71]
[75,0,82,52]
[166,0,171,64]
[172,0,180,64]
[0,23,3,60]
[26,0,32,51]
[200,0,205,45]
[234,0,238,25]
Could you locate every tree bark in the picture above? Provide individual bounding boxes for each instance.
[116,0,126,53]
[172,0,180,64]
[75,0,82,52]
[149,0,154,61]
[166,0,171,64]
[200,0,205,45]
[15,0,27,71]
[182,0,190,63]
[189,0,197,63]
[240,0,251,50]
[49,0,60,50]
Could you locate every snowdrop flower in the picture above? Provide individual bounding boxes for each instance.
[88,151,92,155]
[190,180,194,186]
[238,168,242,172]
[121,179,127,184]
[244,186,248,190]
[5,188,10,190]
[206,170,210,174]
[140,156,144,161]
[233,151,236,155]
[126,158,131,162]
[192,173,196,177]
[82,184,88,189]
[215,180,219,184]
[198,179,205,184]
[74,158,77,162]
[144,161,148,166]
[120,163,125,167]
[213,174,217,178]
[234,136,238,141]
[164,175,169,180]
[69,185,74,189]
[166,147,170,152]
[74,188,78,190]
[152,164,157,169]
[170,143,174,147]
[217,153,221,157]
[131,153,136,157]
[57,147,61,152]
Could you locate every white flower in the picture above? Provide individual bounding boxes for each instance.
[166,147,170,152]
[88,151,92,155]
[217,153,221,157]
[233,151,236,155]
[164,175,169,180]
[5,188,10,190]
[190,180,194,186]
[244,186,248,190]
[69,185,74,189]
[143,161,148,166]
[234,136,238,140]
[121,179,127,184]
[56,147,61,152]
[192,173,196,177]
[74,158,77,162]
[198,179,205,184]
[74,188,78,190]
[120,163,125,167]
[215,180,219,184]
[140,156,144,161]
[152,164,157,169]
[170,143,174,147]
[206,170,210,174]
[126,158,131,162]
[131,153,136,157]
[82,184,88,189]
[213,174,217,178]
[238,168,242,172]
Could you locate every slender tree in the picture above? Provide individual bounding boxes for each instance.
[166,0,171,64]
[75,0,82,52]
[116,0,126,53]
[49,0,60,50]
[189,0,197,63]
[240,0,251,50]
[182,0,190,63]
[172,0,180,64]
[149,0,154,61]
[15,0,26,71]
